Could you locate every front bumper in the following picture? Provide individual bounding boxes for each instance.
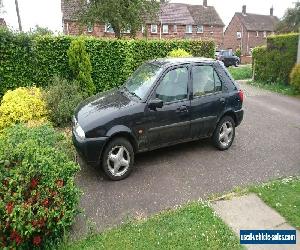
[235,109,244,127]
[72,130,109,166]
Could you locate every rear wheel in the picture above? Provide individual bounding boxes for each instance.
[212,116,235,150]
[101,137,134,181]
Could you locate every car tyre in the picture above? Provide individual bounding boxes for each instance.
[235,60,239,67]
[212,116,235,151]
[101,137,134,181]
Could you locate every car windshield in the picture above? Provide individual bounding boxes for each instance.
[124,63,163,100]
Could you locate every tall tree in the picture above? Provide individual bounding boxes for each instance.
[276,2,300,34]
[79,0,160,38]
[14,0,22,31]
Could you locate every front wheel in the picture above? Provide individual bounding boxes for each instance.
[101,137,134,181]
[212,116,235,150]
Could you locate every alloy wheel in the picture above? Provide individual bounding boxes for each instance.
[219,121,234,147]
[107,145,130,177]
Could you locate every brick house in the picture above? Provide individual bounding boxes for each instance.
[61,0,225,48]
[223,5,279,57]
[0,18,6,27]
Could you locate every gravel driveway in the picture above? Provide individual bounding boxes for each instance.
[71,81,300,238]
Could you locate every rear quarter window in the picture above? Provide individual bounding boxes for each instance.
[214,62,237,92]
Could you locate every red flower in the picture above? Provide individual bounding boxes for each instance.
[42,198,49,207]
[6,202,14,214]
[33,235,42,246]
[30,178,39,189]
[56,179,64,187]
[10,230,22,245]
[2,179,9,187]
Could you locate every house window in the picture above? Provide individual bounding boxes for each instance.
[122,27,131,34]
[263,31,267,38]
[237,32,242,39]
[256,31,259,37]
[173,25,177,33]
[186,25,193,34]
[162,24,169,34]
[151,24,158,34]
[196,25,203,33]
[105,23,114,33]
[141,26,145,34]
[87,22,93,33]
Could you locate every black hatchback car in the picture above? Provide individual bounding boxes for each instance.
[73,58,244,180]
[217,50,240,67]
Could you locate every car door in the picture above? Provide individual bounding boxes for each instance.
[146,66,191,149]
[190,64,225,138]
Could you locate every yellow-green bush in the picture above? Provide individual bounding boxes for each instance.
[0,87,48,130]
[168,49,192,58]
[290,64,300,91]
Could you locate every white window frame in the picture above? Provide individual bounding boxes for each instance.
[87,22,93,33]
[173,24,177,33]
[162,24,169,34]
[186,25,193,34]
[256,31,259,37]
[151,24,158,34]
[196,25,204,33]
[105,23,114,33]
[122,27,131,34]
[237,31,242,39]
[263,31,267,38]
[141,26,145,34]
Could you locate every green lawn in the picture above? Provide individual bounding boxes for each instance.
[65,202,242,250]
[228,65,252,80]
[246,80,299,96]
[250,176,300,229]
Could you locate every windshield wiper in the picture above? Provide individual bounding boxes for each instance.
[121,86,141,100]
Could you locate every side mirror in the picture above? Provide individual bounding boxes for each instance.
[148,98,163,110]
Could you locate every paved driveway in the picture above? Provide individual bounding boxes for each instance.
[72,82,300,238]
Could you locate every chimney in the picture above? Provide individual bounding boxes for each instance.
[242,5,246,15]
[203,0,207,7]
[270,7,274,16]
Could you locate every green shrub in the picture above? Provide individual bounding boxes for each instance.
[0,87,48,130]
[0,28,215,95]
[228,65,252,80]
[43,76,84,127]
[168,49,191,58]
[252,33,299,84]
[290,64,300,91]
[67,38,95,95]
[0,124,80,249]
[235,49,241,58]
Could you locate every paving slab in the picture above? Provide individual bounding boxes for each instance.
[212,194,300,250]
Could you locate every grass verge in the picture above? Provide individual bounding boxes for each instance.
[246,80,300,96]
[228,65,252,80]
[65,202,242,250]
[250,176,300,229]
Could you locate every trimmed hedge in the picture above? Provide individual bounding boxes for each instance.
[0,124,80,248]
[252,33,299,84]
[0,29,215,95]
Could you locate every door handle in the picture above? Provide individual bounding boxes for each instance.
[176,105,188,113]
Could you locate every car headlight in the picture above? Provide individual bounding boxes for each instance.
[73,117,85,140]
[75,125,85,140]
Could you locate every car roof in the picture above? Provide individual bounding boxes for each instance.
[149,57,216,67]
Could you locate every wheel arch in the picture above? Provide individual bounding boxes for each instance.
[218,110,238,127]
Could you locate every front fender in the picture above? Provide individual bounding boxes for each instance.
[106,125,133,137]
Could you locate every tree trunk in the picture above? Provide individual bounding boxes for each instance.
[15,0,22,31]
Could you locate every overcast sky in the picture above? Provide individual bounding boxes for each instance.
[0,0,296,32]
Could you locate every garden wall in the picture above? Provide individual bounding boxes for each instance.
[252,33,299,84]
[0,29,215,96]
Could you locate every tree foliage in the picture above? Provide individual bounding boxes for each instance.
[276,2,300,33]
[79,0,160,38]
[67,38,95,95]
[30,25,54,36]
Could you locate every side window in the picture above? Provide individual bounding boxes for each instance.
[192,66,222,97]
[155,67,188,103]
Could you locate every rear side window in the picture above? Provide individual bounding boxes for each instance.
[192,65,222,97]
